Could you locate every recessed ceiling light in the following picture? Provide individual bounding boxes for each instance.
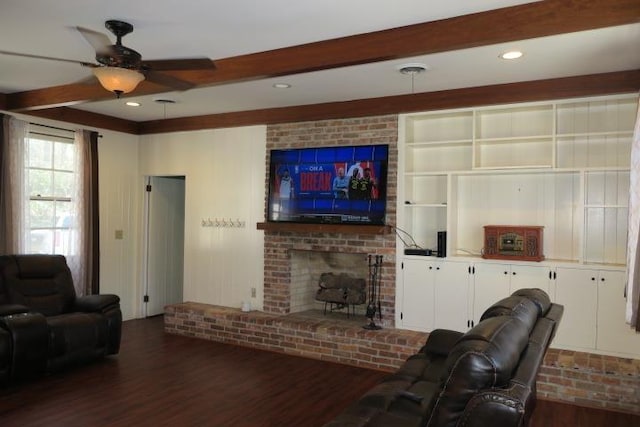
[125,101,141,107]
[500,51,523,60]
[273,83,291,89]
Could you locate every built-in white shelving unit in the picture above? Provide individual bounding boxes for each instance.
[396,93,640,358]
[398,94,637,264]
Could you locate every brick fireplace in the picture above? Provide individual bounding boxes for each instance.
[262,115,399,325]
[289,250,369,314]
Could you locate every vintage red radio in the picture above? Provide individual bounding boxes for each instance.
[482,225,544,262]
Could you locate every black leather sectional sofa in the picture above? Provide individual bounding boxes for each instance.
[324,288,563,427]
[0,254,122,383]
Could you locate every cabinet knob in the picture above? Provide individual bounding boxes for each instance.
[436,267,440,270]
[512,272,516,275]
[429,266,433,270]
[601,277,605,282]
[591,277,596,281]
[504,271,508,275]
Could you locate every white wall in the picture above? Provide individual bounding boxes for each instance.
[139,126,266,311]
[98,129,142,320]
[9,113,266,320]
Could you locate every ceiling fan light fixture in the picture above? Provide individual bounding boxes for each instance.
[93,66,145,97]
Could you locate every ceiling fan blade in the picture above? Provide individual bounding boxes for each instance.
[144,70,195,91]
[142,58,215,71]
[76,26,113,54]
[0,50,96,67]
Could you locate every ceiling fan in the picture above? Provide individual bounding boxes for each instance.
[0,20,215,97]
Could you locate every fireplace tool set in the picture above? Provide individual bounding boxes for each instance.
[363,255,383,330]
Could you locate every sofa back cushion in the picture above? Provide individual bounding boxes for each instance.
[480,295,539,327]
[0,255,76,316]
[426,315,531,427]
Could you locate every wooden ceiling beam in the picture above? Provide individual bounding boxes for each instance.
[137,70,640,134]
[26,107,139,134]
[5,0,639,111]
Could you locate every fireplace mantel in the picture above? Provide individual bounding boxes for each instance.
[256,222,392,235]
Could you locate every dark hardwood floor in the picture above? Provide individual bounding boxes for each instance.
[1,316,638,427]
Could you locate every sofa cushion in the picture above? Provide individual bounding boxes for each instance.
[47,312,108,363]
[480,295,539,329]
[427,315,531,427]
[511,288,551,316]
[1,255,76,316]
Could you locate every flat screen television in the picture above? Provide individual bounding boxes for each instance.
[267,144,389,225]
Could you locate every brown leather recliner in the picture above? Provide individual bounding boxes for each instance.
[0,254,121,383]
[324,288,564,427]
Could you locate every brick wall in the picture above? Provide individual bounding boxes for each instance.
[539,348,640,413]
[263,116,398,325]
[166,303,423,371]
[166,303,640,414]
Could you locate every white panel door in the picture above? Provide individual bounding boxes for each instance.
[401,258,436,332]
[510,264,553,297]
[553,267,598,350]
[146,176,186,317]
[434,260,471,332]
[597,270,640,357]
[472,262,511,325]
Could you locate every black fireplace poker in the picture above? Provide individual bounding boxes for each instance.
[363,254,383,330]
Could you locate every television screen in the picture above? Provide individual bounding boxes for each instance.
[267,144,389,225]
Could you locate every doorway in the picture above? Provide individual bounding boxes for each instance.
[143,175,186,317]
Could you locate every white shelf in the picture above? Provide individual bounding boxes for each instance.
[472,164,554,171]
[584,205,628,209]
[407,139,472,147]
[405,203,448,208]
[475,135,554,143]
[398,93,637,269]
[557,130,633,138]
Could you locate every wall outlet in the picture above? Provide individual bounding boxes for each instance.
[251,287,256,298]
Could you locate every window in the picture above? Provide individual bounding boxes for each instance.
[26,131,77,255]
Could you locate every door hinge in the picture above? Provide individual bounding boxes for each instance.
[146,184,152,192]
[143,295,149,303]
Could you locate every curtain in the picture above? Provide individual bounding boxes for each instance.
[626,96,640,331]
[70,129,100,296]
[0,115,28,255]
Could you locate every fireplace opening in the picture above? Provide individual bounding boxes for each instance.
[315,272,366,317]
[289,250,368,316]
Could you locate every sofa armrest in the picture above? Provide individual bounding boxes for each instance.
[0,312,48,379]
[458,382,532,427]
[0,304,30,317]
[420,329,464,357]
[74,294,120,313]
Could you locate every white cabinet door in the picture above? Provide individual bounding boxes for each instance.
[597,270,640,356]
[434,260,471,332]
[554,267,598,350]
[472,262,511,325]
[401,258,436,332]
[509,264,552,296]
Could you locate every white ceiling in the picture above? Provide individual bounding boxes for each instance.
[1,0,639,122]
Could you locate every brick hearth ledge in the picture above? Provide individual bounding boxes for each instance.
[165,302,640,414]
